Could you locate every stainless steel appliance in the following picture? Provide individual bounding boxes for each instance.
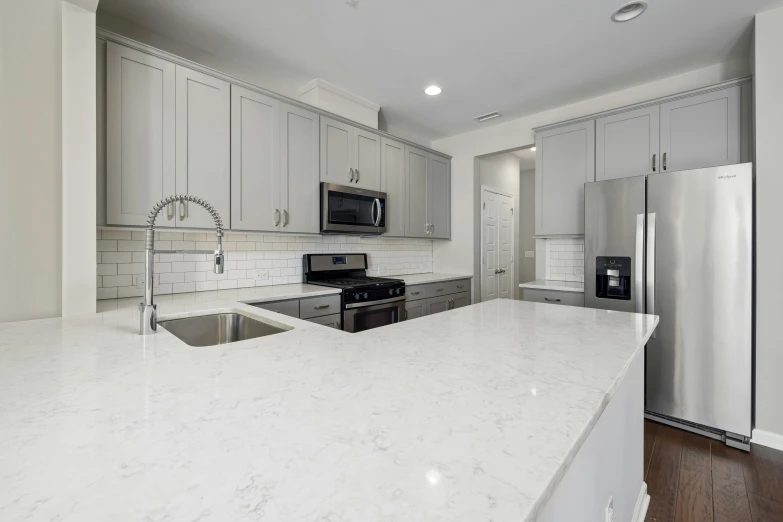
[321,183,386,234]
[584,163,753,450]
[304,253,405,332]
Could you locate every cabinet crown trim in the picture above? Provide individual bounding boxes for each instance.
[97,29,450,160]
[533,76,751,134]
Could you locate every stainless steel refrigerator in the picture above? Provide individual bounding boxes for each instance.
[584,163,752,450]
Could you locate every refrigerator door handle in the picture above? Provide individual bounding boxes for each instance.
[635,214,644,314]
[646,212,656,338]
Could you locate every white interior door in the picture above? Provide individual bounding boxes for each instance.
[481,187,514,302]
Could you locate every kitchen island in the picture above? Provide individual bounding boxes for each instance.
[0,299,657,521]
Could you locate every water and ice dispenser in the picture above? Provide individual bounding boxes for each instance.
[595,256,631,300]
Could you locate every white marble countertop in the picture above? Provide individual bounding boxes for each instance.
[96,283,342,312]
[399,272,473,285]
[0,299,656,521]
[520,280,585,293]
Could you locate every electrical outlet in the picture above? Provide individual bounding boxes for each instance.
[525,251,535,258]
[253,269,269,281]
[605,495,614,522]
[134,274,159,289]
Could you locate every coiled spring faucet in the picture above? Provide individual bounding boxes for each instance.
[139,195,224,335]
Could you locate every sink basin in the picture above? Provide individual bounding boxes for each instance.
[159,312,290,346]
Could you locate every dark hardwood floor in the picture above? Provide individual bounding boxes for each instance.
[644,420,783,522]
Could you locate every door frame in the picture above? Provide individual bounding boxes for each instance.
[480,185,515,302]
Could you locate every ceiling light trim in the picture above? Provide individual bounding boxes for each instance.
[611,1,648,23]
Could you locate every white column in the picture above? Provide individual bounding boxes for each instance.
[61,0,98,316]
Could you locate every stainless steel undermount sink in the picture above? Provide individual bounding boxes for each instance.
[159,312,290,347]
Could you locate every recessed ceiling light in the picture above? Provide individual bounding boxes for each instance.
[424,85,442,96]
[530,147,536,152]
[611,1,647,22]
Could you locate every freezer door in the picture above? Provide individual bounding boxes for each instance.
[646,163,752,437]
[584,176,646,313]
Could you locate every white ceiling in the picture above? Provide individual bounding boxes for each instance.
[97,0,779,142]
[511,149,536,171]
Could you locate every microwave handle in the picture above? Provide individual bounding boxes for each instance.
[373,198,381,226]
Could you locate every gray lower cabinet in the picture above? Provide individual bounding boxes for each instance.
[596,105,659,181]
[106,42,176,227]
[299,295,341,319]
[306,313,341,329]
[535,120,596,236]
[659,85,741,172]
[404,300,426,320]
[175,65,231,229]
[251,295,342,327]
[425,295,451,315]
[522,288,584,307]
[451,292,470,309]
[253,299,299,318]
[405,279,471,320]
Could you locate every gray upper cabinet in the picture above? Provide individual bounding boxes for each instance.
[175,66,231,229]
[320,117,353,186]
[535,120,595,236]
[428,154,451,239]
[320,117,381,191]
[280,102,320,234]
[106,42,175,226]
[596,106,659,181]
[381,137,406,237]
[406,146,430,239]
[659,86,741,172]
[230,85,279,232]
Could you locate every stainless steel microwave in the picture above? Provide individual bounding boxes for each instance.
[320,183,386,234]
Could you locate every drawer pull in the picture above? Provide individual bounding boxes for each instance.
[456,285,464,289]
[544,297,561,302]
[435,288,444,292]
[313,304,330,310]
[410,291,420,295]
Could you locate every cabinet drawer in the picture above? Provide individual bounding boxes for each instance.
[305,313,342,329]
[300,295,341,319]
[426,282,451,299]
[405,285,427,301]
[252,299,300,318]
[522,289,584,307]
[450,279,470,294]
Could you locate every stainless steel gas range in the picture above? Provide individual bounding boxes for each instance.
[304,253,405,333]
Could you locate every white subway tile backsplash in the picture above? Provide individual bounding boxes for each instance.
[97,228,435,300]
[542,236,585,283]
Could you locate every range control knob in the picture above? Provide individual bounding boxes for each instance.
[388,289,394,296]
[353,293,361,300]
[363,292,369,299]
[396,288,403,295]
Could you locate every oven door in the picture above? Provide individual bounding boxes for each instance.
[343,296,405,333]
[321,183,386,234]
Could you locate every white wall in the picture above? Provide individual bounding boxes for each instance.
[753,7,783,446]
[431,59,750,281]
[0,0,63,322]
[62,0,97,316]
[476,153,520,301]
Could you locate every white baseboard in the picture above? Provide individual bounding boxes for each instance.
[752,428,783,452]
[632,482,650,522]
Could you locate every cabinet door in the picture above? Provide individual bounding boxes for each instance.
[381,137,406,236]
[406,146,429,238]
[280,103,320,234]
[353,128,381,190]
[404,300,426,320]
[175,66,231,229]
[596,106,659,181]
[428,154,451,239]
[320,117,353,185]
[426,295,451,315]
[535,120,595,236]
[452,292,471,309]
[306,313,342,329]
[252,299,299,318]
[106,42,175,226]
[230,85,279,231]
[660,86,741,172]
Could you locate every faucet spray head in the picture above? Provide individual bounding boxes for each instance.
[214,233,224,274]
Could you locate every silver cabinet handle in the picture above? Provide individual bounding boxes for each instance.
[350,168,354,182]
[435,288,444,292]
[410,291,420,295]
[404,309,408,320]
[179,201,186,220]
[646,212,657,338]
[449,299,454,309]
[635,214,644,314]
[313,304,330,310]
[424,223,429,235]
[275,209,281,226]
[372,198,381,226]
[283,209,289,227]
[544,297,561,302]
[456,285,464,289]
[652,153,656,172]
[355,169,360,183]
[431,223,434,235]
[662,152,667,171]
[167,202,174,219]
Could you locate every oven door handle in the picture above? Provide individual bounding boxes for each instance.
[344,295,406,310]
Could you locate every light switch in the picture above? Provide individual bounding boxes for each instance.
[525,251,535,258]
